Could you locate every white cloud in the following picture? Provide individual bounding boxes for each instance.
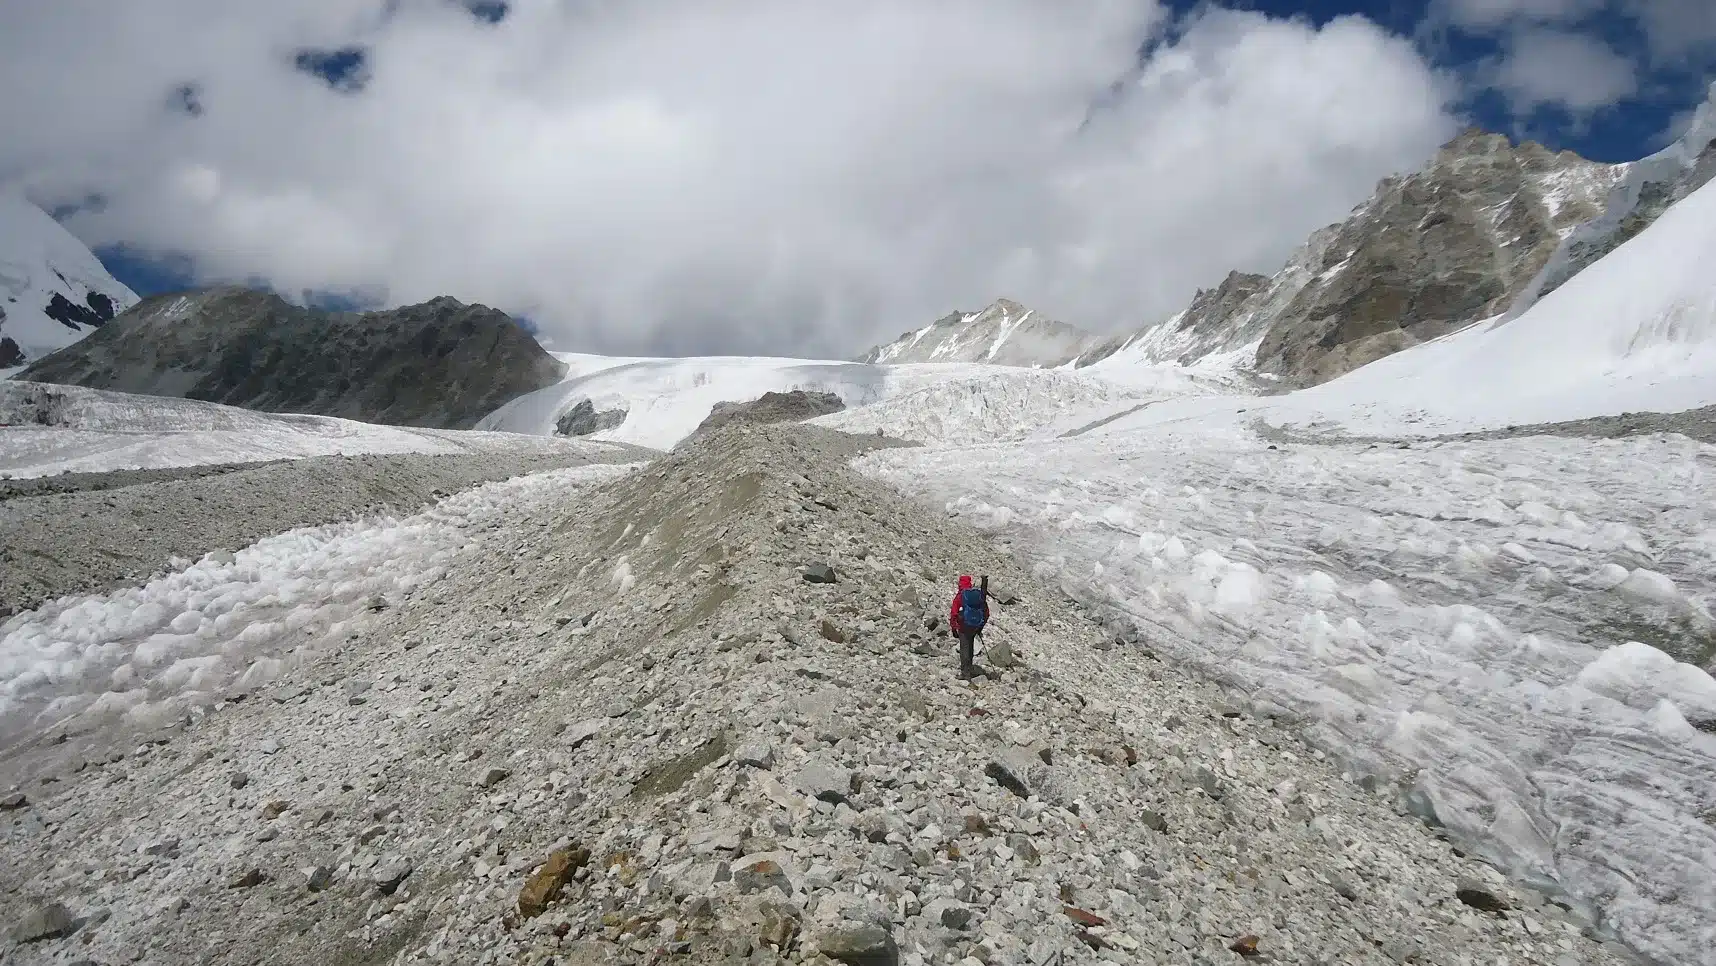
[0,0,1458,356]
[1630,0,1716,61]
[1434,0,1716,62]
[1484,27,1640,112]
[1435,0,1603,30]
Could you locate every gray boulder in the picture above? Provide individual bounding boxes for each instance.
[555,398,627,437]
[692,390,847,437]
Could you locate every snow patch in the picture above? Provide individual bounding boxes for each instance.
[0,463,636,747]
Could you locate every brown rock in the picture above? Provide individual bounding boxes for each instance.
[518,846,590,918]
[228,868,266,889]
[1062,905,1107,927]
[1456,880,1512,914]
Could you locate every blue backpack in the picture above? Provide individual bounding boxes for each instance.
[959,586,987,631]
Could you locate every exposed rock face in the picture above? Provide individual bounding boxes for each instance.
[861,299,1094,367]
[1078,271,1270,368]
[693,389,846,437]
[556,399,628,437]
[17,288,566,429]
[1251,131,1620,385]
[1098,127,1624,386]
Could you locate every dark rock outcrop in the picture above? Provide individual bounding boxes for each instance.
[43,291,118,331]
[17,289,566,429]
[693,390,846,436]
[555,399,628,437]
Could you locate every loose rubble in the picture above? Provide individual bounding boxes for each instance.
[0,425,1639,965]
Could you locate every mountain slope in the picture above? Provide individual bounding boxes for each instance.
[862,298,1094,367]
[0,193,139,369]
[1077,270,1271,370]
[1091,124,1629,387]
[17,289,566,429]
[1292,169,1716,433]
[1511,80,1716,317]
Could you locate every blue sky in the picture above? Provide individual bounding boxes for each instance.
[1207,0,1712,162]
[7,0,1711,354]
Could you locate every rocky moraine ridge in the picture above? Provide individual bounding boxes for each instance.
[1,425,1639,966]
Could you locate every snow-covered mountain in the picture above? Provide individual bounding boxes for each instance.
[860,298,1095,367]
[1511,80,1716,317]
[1082,109,1644,385]
[0,192,139,370]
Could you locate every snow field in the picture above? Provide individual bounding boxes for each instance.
[808,362,1261,445]
[480,349,1246,450]
[1286,176,1716,437]
[0,462,637,749]
[861,429,1716,964]
[809,368,1125,443]
[476,356,888,449]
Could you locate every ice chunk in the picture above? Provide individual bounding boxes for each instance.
[1576,641,1716,716]
[1614,568,1679,606]
[1213,564,1265,616]
[1294,571,1339,601]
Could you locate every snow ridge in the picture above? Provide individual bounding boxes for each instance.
[862,299,1094,368]
[0,193,138,366]
[1510,82,1716,320]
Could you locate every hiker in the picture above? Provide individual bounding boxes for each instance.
[949,574,989,679]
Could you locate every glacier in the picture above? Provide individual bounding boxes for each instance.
[849,177,1716,965]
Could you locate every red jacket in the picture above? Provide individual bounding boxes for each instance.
[950,575,986,634]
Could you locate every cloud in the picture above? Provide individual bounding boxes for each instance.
[1483,27,1640,112]
[1434,0,1603,30]
[0,0,1458,357]
[1433,0,1716,62]
[1630,0,1716,61]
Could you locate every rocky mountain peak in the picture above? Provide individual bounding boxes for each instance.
[1090,115,1627,385]
[860,298,1094,367]
[19,289,567,429]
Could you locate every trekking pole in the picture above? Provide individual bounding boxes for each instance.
[976,574,989,660]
